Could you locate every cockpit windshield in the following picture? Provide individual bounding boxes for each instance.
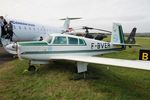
[48,36,53,44]
[53,36,67,44]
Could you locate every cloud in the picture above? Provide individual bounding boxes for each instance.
[0,0,149,32]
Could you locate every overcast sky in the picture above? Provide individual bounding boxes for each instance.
[0,0,150,33]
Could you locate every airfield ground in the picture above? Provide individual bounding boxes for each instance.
[0,37,150,100]
[0,47,14,65]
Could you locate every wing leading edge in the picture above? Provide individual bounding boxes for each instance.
[50,56,150,71]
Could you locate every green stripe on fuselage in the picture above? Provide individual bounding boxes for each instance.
[18,41,48,46]
[21,48,123,55]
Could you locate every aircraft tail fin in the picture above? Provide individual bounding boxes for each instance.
[125,27,137,44]
[111,23,125,44]
[60,17,81,32]
[111,23,139,47]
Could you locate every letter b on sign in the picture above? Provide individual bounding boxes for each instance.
[139,49,150,61]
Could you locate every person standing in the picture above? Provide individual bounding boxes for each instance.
[0,16,7,37]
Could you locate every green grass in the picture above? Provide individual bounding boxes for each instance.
[0,37,150,100]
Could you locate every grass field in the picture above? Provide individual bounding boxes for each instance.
[0,37,150,100]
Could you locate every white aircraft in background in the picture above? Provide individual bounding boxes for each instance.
[0,16,80,54]
[14,23,150,73]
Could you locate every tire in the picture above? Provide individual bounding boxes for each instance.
[28,65,36,71]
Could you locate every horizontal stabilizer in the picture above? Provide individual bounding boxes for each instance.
[60,17,82,20]
[113,43,140,47]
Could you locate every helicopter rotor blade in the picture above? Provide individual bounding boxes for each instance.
[92,28,111,33]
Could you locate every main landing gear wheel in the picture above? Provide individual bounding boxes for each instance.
[28,65,36,72]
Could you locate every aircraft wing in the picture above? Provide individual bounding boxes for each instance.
[50,56,150,70]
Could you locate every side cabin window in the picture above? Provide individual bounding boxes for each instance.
[24,26,26,30]
[68,37,78,45]
[53,36,67,44]
[79,39,86,45]
[19,26,21,30]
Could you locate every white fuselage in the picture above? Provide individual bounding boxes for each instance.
[10,20,63,41]
[18,34,124,60]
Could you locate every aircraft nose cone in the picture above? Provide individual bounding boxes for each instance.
[5,43,17,51]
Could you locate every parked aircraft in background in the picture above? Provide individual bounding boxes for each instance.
[0,16,81,54]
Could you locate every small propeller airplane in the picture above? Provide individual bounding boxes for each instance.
[13,23,150,73]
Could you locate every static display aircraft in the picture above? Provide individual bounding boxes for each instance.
[0,16,80,54]
[14,23,150,73]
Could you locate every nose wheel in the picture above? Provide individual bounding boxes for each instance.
[28,65,36,72]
